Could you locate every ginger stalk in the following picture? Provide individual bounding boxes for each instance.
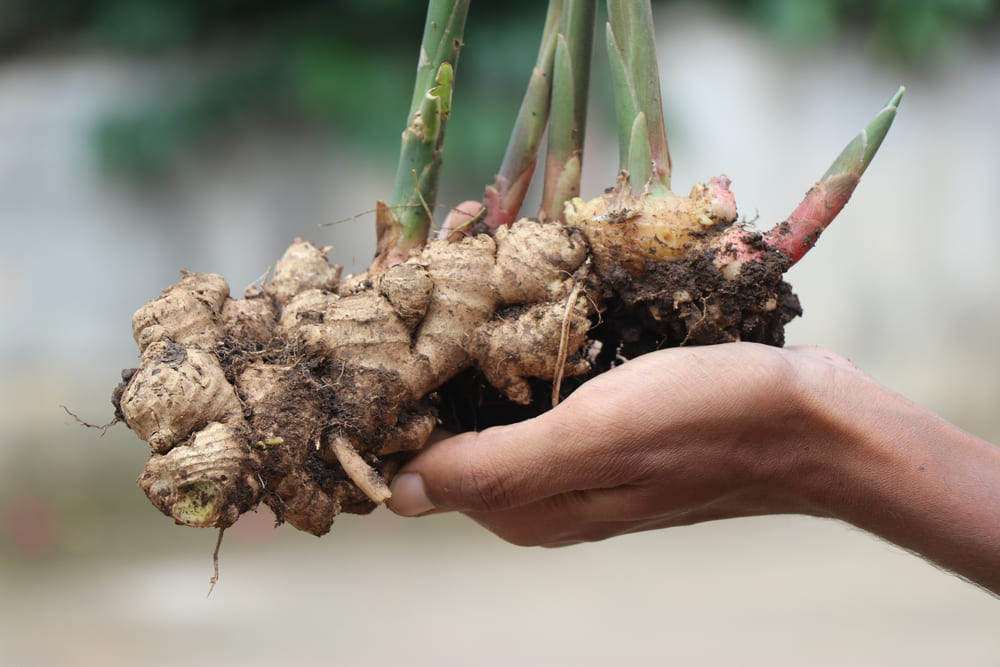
[375,0,469,268]
[539,0,597,222]
[606,0,672,195]
[474,0,563,234]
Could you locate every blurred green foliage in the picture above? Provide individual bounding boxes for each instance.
[727,0,998,58]
[1,0,996,181]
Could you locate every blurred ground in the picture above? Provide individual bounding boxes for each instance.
[1,5,998,665]
[4,508,1000,667]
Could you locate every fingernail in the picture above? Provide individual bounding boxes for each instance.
[387,473,437,517]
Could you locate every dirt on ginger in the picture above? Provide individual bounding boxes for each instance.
[113,175,800,536]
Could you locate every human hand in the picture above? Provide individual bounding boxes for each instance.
[387,342,861,545]
[388,341,1000,594]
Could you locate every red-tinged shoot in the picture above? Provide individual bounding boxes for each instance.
[764,87,904,266]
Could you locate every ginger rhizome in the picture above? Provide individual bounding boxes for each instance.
[113,0,902,537]
[119,222,595,535]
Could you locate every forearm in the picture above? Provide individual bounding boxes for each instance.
[796,380,1000,596]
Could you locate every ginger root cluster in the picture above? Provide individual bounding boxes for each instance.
[117,220,595,535]
[116,180,800,535]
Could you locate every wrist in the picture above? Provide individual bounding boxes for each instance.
[776,359,894,518]
[778,356,1000,593]
[752,351,902,519]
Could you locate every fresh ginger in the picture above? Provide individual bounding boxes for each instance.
[118,220,602,534]
[112,0,902,538]
[114,177,805,536]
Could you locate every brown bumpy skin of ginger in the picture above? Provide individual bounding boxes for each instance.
[118,220,596,535]
[116,176,801,536]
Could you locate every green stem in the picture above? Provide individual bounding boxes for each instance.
[540,0,597,222]
[606,0,671,196]
[381,0,470,260]
[482,0,564,230]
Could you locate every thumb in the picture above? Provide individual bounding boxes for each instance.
[386,415,591,517]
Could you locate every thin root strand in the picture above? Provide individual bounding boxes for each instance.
[207,527,225,598]
[62,405,118,435]
[552,281,583,408]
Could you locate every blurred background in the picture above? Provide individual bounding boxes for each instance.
[2,0,999,664]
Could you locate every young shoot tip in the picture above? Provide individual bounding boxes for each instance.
[888,85,905,109]
[766,86,904,266]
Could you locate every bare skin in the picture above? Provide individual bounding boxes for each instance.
[388,342,1000,596]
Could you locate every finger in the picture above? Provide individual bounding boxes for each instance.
[387,409,638,517]
[460,486,737,547]
[466,504,636,547]
[461,487,649,546]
